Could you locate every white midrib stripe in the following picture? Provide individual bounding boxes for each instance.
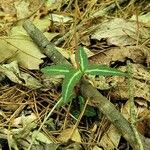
[85,69,121,74]
[80,51,84,71]
[49,69,69,73]
[64,70,81,101]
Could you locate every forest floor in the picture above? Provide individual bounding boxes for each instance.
[0,0,150,150]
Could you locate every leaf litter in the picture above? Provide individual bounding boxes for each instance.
[0,0,150,150]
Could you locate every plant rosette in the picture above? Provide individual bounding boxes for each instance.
[41,47,127,107]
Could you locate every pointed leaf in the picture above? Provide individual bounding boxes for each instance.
[62,69,83,104]
[75,47,88,72]
[41,64,73,76]
[85,64,127,76]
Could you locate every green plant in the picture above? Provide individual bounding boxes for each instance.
[71,96,97,118]
[41,47,127,106]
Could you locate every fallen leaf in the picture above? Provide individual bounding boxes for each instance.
[0,61,22,84]
[91,18,150,46]
[0,61,42,89]
[32,130,53,144]
[130,12,150,27]
[0,36,45,70]
[122,101,150,137]
[49,14,73,23]
[14,0,30,19]
[99,125,121,150]
[136,108,150,137]
[57,128,81,143]
[89,46,149,66]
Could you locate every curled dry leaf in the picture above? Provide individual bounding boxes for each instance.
[89,46,149,66]
[0,61,42,89]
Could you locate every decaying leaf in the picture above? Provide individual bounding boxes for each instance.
[130,12,150,27]
[91,18,150,46]
[137,108,150,137]
[120,64,150,81]
[89,46,149,66]
[14,0,30,19]
[57,128,81,143]
[88,63,150,102]
[32,130,53,144]
[0,23,70,70]
[11,18,50,34]
[0,61,22,84]
[122,101,150,137]
[42,75,63,89]
[0,61,42,89]
[49,14,73,23]
[99,125,121,150]
[87,75,116,90]
[0,37,45,70]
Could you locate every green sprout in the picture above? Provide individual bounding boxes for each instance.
[41,47,127,107]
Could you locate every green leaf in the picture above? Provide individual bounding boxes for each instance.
[79,96,96,117]
[85,64,127,76]
[75,47,88,72]
[41,64,73,76]
[71,109,80,119]
[62,69,83,104]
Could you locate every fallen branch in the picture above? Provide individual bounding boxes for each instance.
[23,20,70,65]
[23,20,149,150]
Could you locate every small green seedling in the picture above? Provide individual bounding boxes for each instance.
[41,47,127,106]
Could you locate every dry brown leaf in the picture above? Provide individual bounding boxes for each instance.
[0,0,16,15]
[91,18,150,46]
[111,78,150,101]
[122,101,150,137]
[136,99,148,107]
[99,125,121,150]
[0,36,45,70]
[121,100,135,120]
[89,46,149,66]
[57,128,81,143]
[138,108,150,120]
[0,61,42,89]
